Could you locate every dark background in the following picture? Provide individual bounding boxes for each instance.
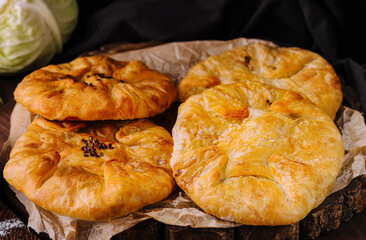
[54,0,366,114]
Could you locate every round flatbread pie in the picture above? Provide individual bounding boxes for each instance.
[178,43,342,119]
[14,55,177,121]
[3,118,175,221]
[171,81,344,225]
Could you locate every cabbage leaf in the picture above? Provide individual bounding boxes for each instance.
[0,0,78,75]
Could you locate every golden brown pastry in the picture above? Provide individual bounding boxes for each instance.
[178,43,342,119]
[14,56,177,121]
[171,81,344,225]
[3,118,175,221]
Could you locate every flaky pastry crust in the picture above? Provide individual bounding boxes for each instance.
[4,118,175,221]
[14,56,177,121]
[178,43,342,119]
[171,81,344,225]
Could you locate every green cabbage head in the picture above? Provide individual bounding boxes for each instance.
[0,0,78,75]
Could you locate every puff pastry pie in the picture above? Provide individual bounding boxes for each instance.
[178,43,342,119]
[3,118,175,221]
[14,56,177,121]
[171,81,344,225]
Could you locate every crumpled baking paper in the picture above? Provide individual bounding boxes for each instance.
[1,38,366,240]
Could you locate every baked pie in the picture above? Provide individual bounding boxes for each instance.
[4,118,175,221]
[178,43,342,119]
[14,56,177,121]
[172,81,344,225]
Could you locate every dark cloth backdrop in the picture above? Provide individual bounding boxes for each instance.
[55,0,366,114]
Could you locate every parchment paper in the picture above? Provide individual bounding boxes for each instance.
[1,38,366,240]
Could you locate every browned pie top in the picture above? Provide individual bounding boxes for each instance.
[172,81,344,225]
[4,118,175,221]
[178,43,342,119]
[14,55,177,121]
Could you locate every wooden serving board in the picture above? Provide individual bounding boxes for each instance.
[116,146,366,240]
[1,42,366,240]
